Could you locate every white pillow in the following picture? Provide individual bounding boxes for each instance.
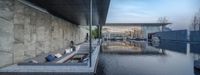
[70,48,73,52]
[55,53,62,58]
[65,49,71,54]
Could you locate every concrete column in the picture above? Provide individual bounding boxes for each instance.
[89,0,93,67]
[186,43,190,56]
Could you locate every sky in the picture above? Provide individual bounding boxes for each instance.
[106,0,200,30]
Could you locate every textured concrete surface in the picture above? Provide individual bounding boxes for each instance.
[0,0,88,67]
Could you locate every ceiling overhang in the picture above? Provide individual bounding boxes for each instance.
[26,0,110,25]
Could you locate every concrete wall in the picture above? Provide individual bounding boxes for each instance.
[0,0,88,67]
[190,31,200,42]
[155,30,187,41]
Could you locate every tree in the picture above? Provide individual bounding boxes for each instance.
[198,9,200,30]
[158,17,168,23]
[192,15,198,31]
[158,17,169,31]
[91,27,100,39]
[191,9,200,31]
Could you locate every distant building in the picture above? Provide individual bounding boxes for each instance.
[102,23,171,40]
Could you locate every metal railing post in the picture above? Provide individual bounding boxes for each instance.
[98,25,101,43]
[89,0,93,67]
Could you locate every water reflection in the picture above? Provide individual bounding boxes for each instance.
[102,41,165,55]
[190,42,200,72]
[190,43,200,54]
[152,40,187,54]
[97,40,200,75]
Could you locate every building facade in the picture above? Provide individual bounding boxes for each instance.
[102,23,170,40]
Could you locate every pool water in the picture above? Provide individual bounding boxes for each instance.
[96,40,200,75]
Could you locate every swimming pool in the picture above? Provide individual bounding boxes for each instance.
[96,40,200,75]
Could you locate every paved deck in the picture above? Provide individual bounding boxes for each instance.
[0,40,101,75]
